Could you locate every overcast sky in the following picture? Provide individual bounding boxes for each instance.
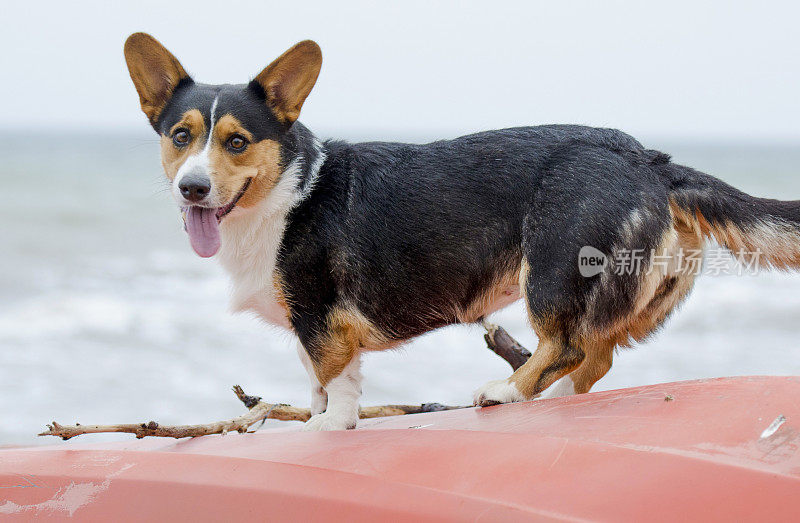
[1,0,798,143]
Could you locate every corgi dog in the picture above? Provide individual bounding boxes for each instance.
[124,33,800,431]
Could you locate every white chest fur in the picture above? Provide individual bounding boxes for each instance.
[219,215,292,330]
[217,160,304,331]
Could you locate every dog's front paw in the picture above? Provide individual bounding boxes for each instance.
[302,410,358,431]
[473,379,526,407]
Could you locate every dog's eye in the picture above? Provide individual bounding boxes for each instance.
[227,135,248,152]
[172,129,191,147]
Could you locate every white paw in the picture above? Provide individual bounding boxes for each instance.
[302,410,358,431]
[311,386,328,416]
[473,379,526,407]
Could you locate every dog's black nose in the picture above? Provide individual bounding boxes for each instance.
[179,175,211,202]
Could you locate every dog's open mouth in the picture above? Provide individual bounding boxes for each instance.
[214,178,252,221]
[183,178,252,258]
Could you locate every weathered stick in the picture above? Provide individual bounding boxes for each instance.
[482,320,532,371]
[39,324,532,440]
[39,387,463,440]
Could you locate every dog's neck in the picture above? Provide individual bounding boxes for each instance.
[216,130,326,321]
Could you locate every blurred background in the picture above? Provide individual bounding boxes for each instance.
[1,0,799,445]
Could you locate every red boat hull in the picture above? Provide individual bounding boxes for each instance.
[2,376,799,521]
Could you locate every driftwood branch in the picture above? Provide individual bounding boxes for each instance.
[39,386,461,440]
[482,320,532,370]
[39,323,532,440]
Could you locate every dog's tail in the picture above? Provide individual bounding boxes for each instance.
[666,162,800,270]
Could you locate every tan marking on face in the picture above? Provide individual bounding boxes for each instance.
[313,307,389,386]
[159,109,206,181]
[206,114,283,208]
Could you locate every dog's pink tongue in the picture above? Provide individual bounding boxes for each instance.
[185,207,220,257]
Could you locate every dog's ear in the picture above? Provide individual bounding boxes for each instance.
[124,33,190,126]
[252,40,322,125]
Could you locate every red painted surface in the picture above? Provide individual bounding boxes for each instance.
[1,376,799,521]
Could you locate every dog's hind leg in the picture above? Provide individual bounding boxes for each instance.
[475,332,585,406]
[527,223,698,401]
[474,245,592,406]
[540,340,615,398]
[568,342,615,395]
[474,145,676,406]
